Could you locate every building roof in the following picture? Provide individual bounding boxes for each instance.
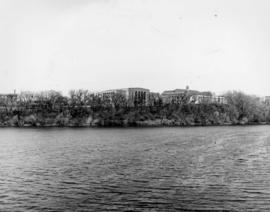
[197,91,212,96]
[161,89,213,97]
[162,89,200,96]
[99,89,125,94]
[127,87,150,91]
[99,87,150,94]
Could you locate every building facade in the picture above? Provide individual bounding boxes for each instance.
[161,86,199,104]
[126,88,150,106]
[98,87,150,106]
[98,86,227,106]
[161,86,227,105]
[189,94,212,104]
[189,94,227,104]
[161,86,214,104]
[212,96,227,104]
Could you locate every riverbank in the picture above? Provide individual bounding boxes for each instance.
[1,90,270,128]
[0,114,269,128]
[1,95,270,128]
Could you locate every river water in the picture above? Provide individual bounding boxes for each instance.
[1,126,270,211]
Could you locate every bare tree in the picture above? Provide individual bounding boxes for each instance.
[111,93,127,109]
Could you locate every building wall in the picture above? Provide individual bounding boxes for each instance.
[189,95,212,104]
[161,87,203,104]
[99,89,127,98]
[98,88,150,106]
[212,96,227,104]
[161,90,187,104]
[98,87,227,106]
[190,95,227,104]
[161,87,227,105]
[127,88,150,106]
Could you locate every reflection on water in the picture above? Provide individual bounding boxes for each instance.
[1,126,270,211]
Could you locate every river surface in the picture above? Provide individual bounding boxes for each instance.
[1,126,270,211]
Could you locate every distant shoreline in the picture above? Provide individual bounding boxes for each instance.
[0,91,269,129]
[0,121,269,128]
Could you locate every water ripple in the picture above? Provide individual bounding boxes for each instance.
[0,126,270,211]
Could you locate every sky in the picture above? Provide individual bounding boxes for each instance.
[0,0,270,96]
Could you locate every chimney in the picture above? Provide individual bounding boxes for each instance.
[186,85,189,90]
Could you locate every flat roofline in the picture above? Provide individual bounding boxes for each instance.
[99,87,150,92]
[126,87,150,90]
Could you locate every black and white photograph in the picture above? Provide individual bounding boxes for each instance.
[1,0,270,211]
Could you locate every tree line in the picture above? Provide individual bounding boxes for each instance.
[0,90,269,127]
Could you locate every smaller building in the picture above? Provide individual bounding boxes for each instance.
[161,86,199,104]
[98,89,127,100]
[162,86,217,105]
[212,96,227,104]
[189,95,212,104]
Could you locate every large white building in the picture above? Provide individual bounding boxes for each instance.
[98,87,150,106]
